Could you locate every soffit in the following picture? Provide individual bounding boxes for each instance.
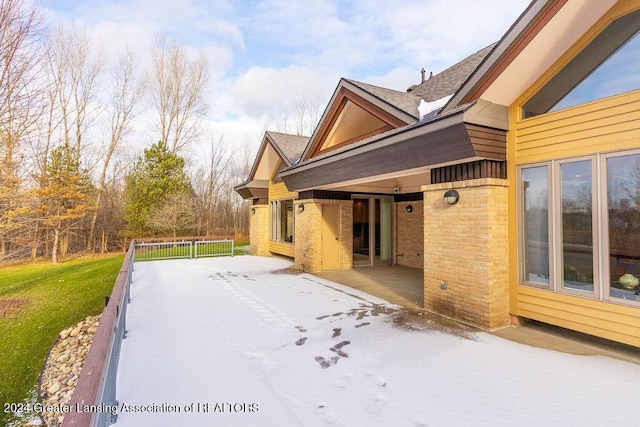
[480,0,617,107]
[252,141,281,181]
[302,80,416,162]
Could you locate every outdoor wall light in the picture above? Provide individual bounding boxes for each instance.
[251,208,256,215]
[406,205,413,213]
[444,189,459,205]
[297,203,305,213]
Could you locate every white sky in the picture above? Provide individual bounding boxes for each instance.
[38,0,532,157]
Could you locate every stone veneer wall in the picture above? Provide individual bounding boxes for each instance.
[395,201,424,269]
[249,204,270,256]
[422,178,510,330]
[294,199,353,273]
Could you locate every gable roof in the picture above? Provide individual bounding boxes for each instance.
[344,79,421,120]
[442,0,620,113]
[294,43,500,168]
[267,131,308,165]
[410,43,497,102]
[234,131,309,200]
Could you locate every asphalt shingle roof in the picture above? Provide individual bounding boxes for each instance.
[267,131,309,164]
[409,43,497,102]
[343,79,422,120]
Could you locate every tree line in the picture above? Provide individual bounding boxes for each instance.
[0,0,252,263]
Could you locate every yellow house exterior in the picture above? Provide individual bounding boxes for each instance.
[505,1,640,347]
[235,131,308,259]
[237,0,640,347]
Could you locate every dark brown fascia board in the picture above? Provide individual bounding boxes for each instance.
[282,107,468,178]
[442,0,566,113]
[345,79,420,122]
[280,109,507,191]
[300,79,418,162]
[234,179,269,200]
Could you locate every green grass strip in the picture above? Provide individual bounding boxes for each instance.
[0,255,123,426]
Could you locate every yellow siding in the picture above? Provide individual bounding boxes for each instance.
[269,181,297,200]
[517,287,640,347]
[268,241,295,258]
[507,2,640,346]
[515,90,640,164]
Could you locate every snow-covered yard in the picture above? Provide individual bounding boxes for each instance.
[115,256,640,427]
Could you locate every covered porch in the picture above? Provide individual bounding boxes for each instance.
[314,265,424,313]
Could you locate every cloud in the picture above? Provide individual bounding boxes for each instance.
[232,65,335,117]
[37,0,532,165]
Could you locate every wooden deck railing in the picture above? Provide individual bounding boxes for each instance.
[63,241,135,426]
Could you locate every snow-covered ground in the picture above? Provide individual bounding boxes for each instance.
[115,256,640,427]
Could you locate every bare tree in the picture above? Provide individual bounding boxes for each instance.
[87,48,143,252]
[0,0,45,259]
[46,24,104,157]
[294,94,323,136]
[192,137,232,235]
[148,35,209,153]
[30,23,103,258]
[229,138,256,237]
[275,94,324,136]
[147,192,196,238]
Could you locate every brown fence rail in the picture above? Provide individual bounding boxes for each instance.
[63,241,135,426]
[63,238,238,426]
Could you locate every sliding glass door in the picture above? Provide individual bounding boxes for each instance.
[353,196,393,266]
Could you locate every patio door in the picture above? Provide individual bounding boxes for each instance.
[353,196,392,266]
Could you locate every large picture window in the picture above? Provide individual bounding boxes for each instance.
[519,151,640,306]
[270,199,294,243]
[606,153,640,302]
[522,8,640,118]
[521,166,550,286]
[559,160,595,294]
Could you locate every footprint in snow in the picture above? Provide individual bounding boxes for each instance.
[329,340,350,358]
[316,314,330,320]
[315,356,340,369]
[295,326,307,332]
[354,322,370,328]
[295,337,307,346]
[366,395,387,413]
[367,372,387,387]
[332,328,341,338]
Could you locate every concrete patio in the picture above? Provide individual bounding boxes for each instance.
[113,255,640,426]
[316,263,640,365]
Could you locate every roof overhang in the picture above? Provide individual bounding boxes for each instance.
[280,107,506,192]
[444,0,618,112]
[235,131,303,200]
[300,79,418,162]
[233,179,269,200]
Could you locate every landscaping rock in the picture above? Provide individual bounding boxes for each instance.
[39,314,100,427]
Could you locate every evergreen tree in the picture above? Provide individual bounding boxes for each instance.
[37,144,91,264]
[124,141,192,237]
